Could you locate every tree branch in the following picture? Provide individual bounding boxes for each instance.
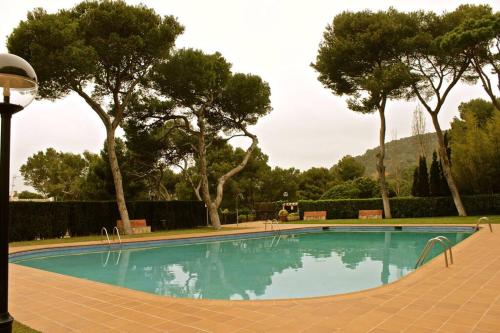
[73,86,111,127]
[214,128,258,208]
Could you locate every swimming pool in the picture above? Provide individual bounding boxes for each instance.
[10,226,473,300]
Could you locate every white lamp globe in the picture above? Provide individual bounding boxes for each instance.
[0,53,38,108]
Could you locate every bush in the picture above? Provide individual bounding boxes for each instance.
[10,202,69,242]
[278,209,289,217]
[9,200,205,241]
[220,210,257,224]
[299,194,500,219]
[321,177,379,199]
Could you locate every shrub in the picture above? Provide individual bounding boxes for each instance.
[278,209,289,217]
[321,177,379,199]
[10,202,69,241]
[299,194,500,219]
[9,200,205,241]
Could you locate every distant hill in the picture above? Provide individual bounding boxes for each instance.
[354,133,438,177]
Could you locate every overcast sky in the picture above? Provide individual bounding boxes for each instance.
[1,0,498,193]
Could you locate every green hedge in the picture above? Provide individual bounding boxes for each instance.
[298,194,500,219]
[220,211,257,224]
[9,201,205,242]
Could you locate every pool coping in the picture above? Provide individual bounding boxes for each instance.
[8,224,476,262]
[10,223,479,304]
[9,222,500,332]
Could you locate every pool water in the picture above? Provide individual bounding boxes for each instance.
[12,230,471,300]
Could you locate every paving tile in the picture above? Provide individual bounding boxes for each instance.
[7,223,500,333]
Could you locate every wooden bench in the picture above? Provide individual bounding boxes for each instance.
[303,211,327,221]
[358,210,383,219]
[117,219,151,234]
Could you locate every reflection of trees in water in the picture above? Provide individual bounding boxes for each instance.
[115,236,304,299]
[114,232,467,299]
[30,231,468,299]
[302,231,465,271]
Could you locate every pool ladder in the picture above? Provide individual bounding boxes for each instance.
[475,217,493,232]
[415,236,453,269]
[101,227,122,248]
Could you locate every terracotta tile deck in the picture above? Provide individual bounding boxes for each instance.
[8,222,500,332]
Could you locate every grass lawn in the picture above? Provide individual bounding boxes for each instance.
[288,215,500,225]
[9,226,243,248]
[13,321,40,333]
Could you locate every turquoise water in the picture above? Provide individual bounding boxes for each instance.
[13,230,471,300]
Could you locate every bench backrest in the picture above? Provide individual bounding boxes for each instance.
[117,219,147,229]
[303,211,327,220]
[358,210,383,219]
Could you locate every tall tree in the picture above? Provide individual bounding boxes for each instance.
[124,119,187,200]
[440,8,500,110]
[259,167,301,202]
[149,49,271,228]
[411,105,428,157]
[8,1,183,233]
[429,151,441,196]
[411,167,420,197]
[403,6,487,215]
[313,9,416,218]
[418,156,430,197]
[450,99,500,194]
[298,167,337,200]
[331,155,365,182]
[20,148,91,200]
[80,139,148,201]
[438,159,450,196]
[411,156,430,197]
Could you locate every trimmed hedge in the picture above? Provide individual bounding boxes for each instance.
[220,211,257,224]
[298,194,500,219]
[9,200,205,242]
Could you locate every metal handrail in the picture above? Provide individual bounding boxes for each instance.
[101,227,111,246]
[264,219,281,232]
[112,226,122,246]
[434,236,453,265]
[475,217,493,232]
[415,239,435,268]
[415,236,453,268]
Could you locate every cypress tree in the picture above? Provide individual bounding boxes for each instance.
[418,156,430,197]
[429,151,441,196]
[439,160,451,196]
[411,166,419,197]
[444,131,451,163]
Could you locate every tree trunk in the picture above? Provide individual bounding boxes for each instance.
[106,128,132,234]
[206,202,222,229]
[214,131,258,208]
[377,104,392,219]
[430,113,467,216]
[197,115,222,229]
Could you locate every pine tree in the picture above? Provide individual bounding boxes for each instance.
[418,156,430,197]
[429,151,441,196]
[441,132,452,196]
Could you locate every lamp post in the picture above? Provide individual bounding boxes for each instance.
[282,191,288,210]
[0,54,38,333]
[235,192,244,227]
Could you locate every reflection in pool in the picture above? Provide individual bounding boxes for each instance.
[13,230,471,300]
